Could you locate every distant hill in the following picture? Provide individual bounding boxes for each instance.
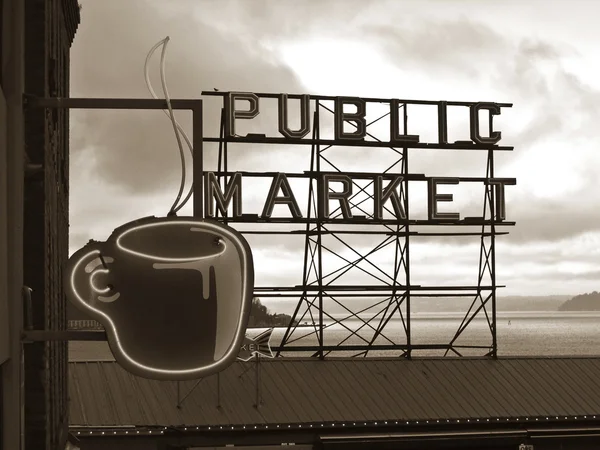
[248,297,297,327]
[558,291,600,311]
[498,295,571,312]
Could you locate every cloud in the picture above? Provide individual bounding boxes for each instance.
[69,2,600,297]
[365,17,600,245]
[195,0,379,41]
[364,17,508,79]
[518,39,573,61]
[69,0,316,254]
[71,0,307,196]
[508,198,600,243]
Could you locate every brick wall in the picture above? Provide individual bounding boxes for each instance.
[23,1,79,449]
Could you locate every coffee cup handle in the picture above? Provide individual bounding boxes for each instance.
[66,244,120,307]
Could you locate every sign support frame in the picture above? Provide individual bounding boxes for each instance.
[22,93,514,360]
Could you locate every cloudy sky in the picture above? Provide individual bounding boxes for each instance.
[69,0,600,301]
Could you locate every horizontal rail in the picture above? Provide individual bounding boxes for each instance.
[206,216,515,226]
[235,230,509,236]
[23,95,202,110]
[255,285,503,292]
[203,170,515,183]
[201,90,513,108]
[202,136,513,151]
[277,344,491,352]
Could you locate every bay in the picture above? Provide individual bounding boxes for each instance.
[69,311,600,361]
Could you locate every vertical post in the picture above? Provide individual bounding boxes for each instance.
[217,373,221,409]
[489,147,497,358]
[315,103,324,360]
[223,110,229,226]
[2,0,25,449]
[22,287,32,331]
[403,103,411,360]
[216,108,225,221]
[216,109,223,219]
[254,354,260,407]
[192,102,203,218]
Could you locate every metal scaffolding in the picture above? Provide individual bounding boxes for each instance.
[203,92,514,359]
[24,92,514,359]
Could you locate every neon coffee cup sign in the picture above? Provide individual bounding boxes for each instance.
[65,217,254,380]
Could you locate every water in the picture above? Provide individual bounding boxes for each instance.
[68,311,600,360]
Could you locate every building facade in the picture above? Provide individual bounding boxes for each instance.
[1,1,79,449]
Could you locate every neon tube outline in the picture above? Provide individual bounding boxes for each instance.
[67,219,252,379]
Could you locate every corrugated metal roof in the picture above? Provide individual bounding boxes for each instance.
[69,358,600,428]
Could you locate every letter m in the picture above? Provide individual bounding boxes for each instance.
[204,172,243,218]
